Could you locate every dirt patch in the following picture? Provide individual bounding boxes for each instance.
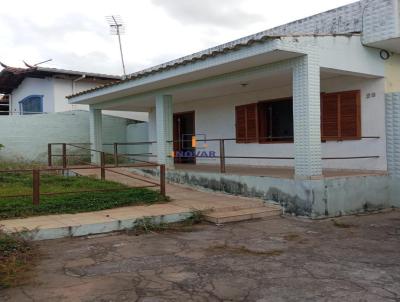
[283,233,301,241]
[207,243,284,257]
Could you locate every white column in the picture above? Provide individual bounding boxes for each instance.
[386,93,400,177]
[89,106,103,164]
[156,94,174,167]
[293,55,322,178]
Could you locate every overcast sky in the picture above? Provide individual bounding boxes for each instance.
[0,0,356,75]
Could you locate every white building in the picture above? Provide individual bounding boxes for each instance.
[68,0,400,217]
[0,64,147,121]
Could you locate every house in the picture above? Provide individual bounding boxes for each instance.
[0,64,149,161]
[0,63,147,121]
[67,0,400,217]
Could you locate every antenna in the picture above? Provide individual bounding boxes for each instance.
[23,59,53,68]
[106,15,127,77]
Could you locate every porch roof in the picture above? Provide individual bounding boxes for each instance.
[68,36,305,104]
[67,33,383,112]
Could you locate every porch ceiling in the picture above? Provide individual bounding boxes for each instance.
[96,68,377,113]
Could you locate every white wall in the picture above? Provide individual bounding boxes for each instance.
[0,111,131,162]
[53,78,92,112]
[126,123,150,162]
[149,75,387,171]
[10,77,54,113]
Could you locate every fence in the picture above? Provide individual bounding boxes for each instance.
[0,144,166,206]
[113,136,381,174]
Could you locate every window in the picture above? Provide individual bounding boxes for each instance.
[258,98,293,143]
[235,103,258,143]
[19,95,43,115]
[235,91,361,144]
[321,90,361,140]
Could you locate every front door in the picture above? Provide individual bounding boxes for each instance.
[173,111,195,164]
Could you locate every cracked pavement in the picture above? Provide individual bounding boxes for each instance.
[2,210,400,301]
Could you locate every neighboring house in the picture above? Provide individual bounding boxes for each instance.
[67,0,400,217]
[0,94,9,115]
[0,63,148,121]
[0,64,149,161]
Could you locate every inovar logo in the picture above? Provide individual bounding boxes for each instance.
[171,133,217,159]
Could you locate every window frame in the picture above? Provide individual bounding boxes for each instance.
[257,97,294,144]
[19,95,44,115]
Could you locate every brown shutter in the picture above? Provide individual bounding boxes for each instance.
[235,103,258,143]
[245,103,258,143]
[236,105,247,143]
[321,93,339,140]
[340,91,361,139]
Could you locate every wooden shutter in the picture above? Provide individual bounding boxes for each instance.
[246,103,258,142]
[235,103,258,143]
[340,91,360,139]
[321,93,339,139]
[236,105,247,143]
[321,90,361,140]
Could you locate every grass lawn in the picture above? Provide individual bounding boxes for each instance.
[0,172,165,219]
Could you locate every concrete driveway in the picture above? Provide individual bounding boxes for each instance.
[2,210,400,301]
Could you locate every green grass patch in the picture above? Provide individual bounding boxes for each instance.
[0,230,35,289]
[0,173,165,219]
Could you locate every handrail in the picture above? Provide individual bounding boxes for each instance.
[45,143,166,203]
[54,137,382,176]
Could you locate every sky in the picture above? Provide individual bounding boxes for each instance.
[0,0,357,76]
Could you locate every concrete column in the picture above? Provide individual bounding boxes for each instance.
[386,92,400,177]
[89,106,103,164]
[156,94,174,167]
[292,55,322,178]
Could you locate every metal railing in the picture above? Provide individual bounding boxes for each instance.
[0,144,166,206]
[113,136,381,174]
[0,111,48,116]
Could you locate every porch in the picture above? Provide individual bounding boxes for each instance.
[71,36,387,179]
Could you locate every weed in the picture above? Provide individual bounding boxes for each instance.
[332,219,357,228]
[129,211,205,235]
[0,230,36,289]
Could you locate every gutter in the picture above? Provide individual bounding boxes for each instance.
[72,75,86,94]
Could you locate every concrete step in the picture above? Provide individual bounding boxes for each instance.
[204,206,281,224]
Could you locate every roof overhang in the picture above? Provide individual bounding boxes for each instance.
[0,64,120,94]
[69,39,305,106]
[364,37,400,54]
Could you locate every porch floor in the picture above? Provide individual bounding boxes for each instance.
[173,164,387,179]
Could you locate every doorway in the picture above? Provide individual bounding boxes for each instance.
[173,111,195,164]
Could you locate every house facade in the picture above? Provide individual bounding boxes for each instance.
[68,0,400,217]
